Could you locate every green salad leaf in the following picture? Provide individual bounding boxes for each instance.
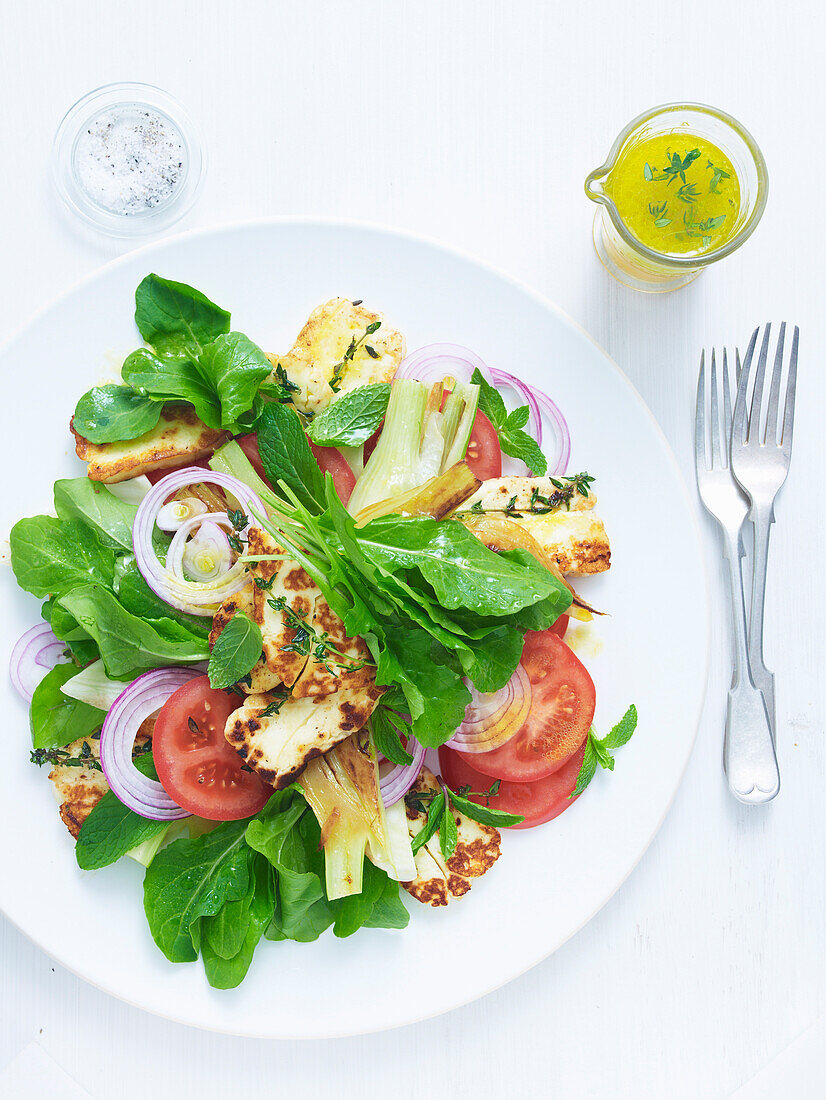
[115,559,212,639]
[57,584,209,678]
[10,516,115,599]
[75,755,170,870]
[29,664,105,751]
[120,347,220,428]
[198,332,272,431]
[53,477,137,552]
[72,383,163,444]
[207,612,263,689]
[471,367,548,474]
[306,383,391,446]
[256,402,326,512]
[134,274,231,361]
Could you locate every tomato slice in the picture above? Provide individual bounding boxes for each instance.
[363,405,502,482]
[236,432,355,505]
[153,675,272,820]
[550,613,569,639]
[439,739,586,829]
[459,630,595,783]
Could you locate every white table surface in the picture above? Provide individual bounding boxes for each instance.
[1,2,824,1097]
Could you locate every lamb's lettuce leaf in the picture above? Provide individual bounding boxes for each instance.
[10,516,115,598]
[134,274,230,361]
[72,384,162,444]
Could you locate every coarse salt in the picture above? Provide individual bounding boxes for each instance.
[74,106,185,216]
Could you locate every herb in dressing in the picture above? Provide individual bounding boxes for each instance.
[604,134,740,256]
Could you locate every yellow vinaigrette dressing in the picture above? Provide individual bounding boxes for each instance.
[604,135,740,256]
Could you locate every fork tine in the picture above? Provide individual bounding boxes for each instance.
[722,348,733,457]
[747,324,772,443]
[781,325,799,454]
[710,349,722,467]
[735,347,742,384]
[695,351,707,473]
[733,327,759,447]
[765,322,786,445]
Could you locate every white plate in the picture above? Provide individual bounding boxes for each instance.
[0,219,709,1037]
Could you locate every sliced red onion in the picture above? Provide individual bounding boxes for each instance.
[99,667,200,820]
[395,345,571,476]
[444,664,532,753]
[379,733,426,807]
[132,467,265,616]
[10,623,68,702]
[156,496,208,532]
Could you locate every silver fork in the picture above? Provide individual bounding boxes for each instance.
[695,348,779,803]
[731,322,799,743]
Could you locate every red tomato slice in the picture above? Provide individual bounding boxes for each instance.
[145,458,212,485]
[363,405,502,482]
[550,613,569,639]
[236,432,355,505]
[153,675,272,820]
[439,739,586,829]
[459,630,595,783]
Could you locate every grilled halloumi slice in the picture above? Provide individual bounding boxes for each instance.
[459,477,610,576]
[461,476,597,514]
[71,407,229,483]
[267,298,405,415]
[210,528,320,693]
[401,767,501,907]
[290,592,374,699]
[48,722,152,839]
[224,683,383,789]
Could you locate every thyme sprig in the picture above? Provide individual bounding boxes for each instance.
[267,595,372,674]
[329,321,382,393]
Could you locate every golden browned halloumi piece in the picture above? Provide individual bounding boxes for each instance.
[512,511,610,575]
[461,476,597,514]
[401,767,501,907]
[48,722,152,839]
[71,407,229,484]
[290,592,374,699]
[224,684,383,789]
[209,528,320,693]
[267,298,405,415]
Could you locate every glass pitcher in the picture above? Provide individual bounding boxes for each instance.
[584,103,769,292]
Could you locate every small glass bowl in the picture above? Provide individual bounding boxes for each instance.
[584,103,768,292]
[52,82,205,238]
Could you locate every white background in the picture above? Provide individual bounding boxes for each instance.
[1,2,824,1097]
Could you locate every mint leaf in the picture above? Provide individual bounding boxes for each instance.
[439,798,458,860]
[602,704,638,750]
[256,402,326,512]
[499,430,548,475]
[571,734,599,797]
[411,790,445,853]
[470,368,548,474]
[370,707,414,766]
[307,383,391,446]
[505,405,530,430]
[73,384,163,444]
[471,368,508,426]
[447,788,524,828]
[208,612,263,689]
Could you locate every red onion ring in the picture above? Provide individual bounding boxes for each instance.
[99,667,200,820]
[132,467,265,616]
[379,733,426,806]
[395,345,571,475]
[10,623,67,702]
[444,664,531,753]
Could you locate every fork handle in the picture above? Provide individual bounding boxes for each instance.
[747,505,777,738]
[721,530,779,803]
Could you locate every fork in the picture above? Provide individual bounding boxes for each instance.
[731,322,799,744]
[695,348,779,803]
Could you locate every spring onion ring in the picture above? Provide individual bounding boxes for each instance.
[98,667,200,820]
[132,467,265,616]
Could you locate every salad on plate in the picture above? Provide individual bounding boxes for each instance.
[9,276,636,988]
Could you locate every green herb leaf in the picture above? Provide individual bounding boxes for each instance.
[570,704,638,797]
[447,788,524,827]
[134,274,231,362]
[208,612,263,689]
[470,368,548,474]
[76,755,170,870]
[644,162,653,181]
[306,383,391,446]
[10,516,116,599]
[411,790,445,853]
[370,707,414,766]
[439,798,459,859]
[602,704,638,750]
[256,402,326,512]
[29,664,105,751]
[571,734,599,797]
[57,584,209,679]
[72,383,163,444]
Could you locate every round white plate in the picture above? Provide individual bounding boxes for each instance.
[0,219,708,1037]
